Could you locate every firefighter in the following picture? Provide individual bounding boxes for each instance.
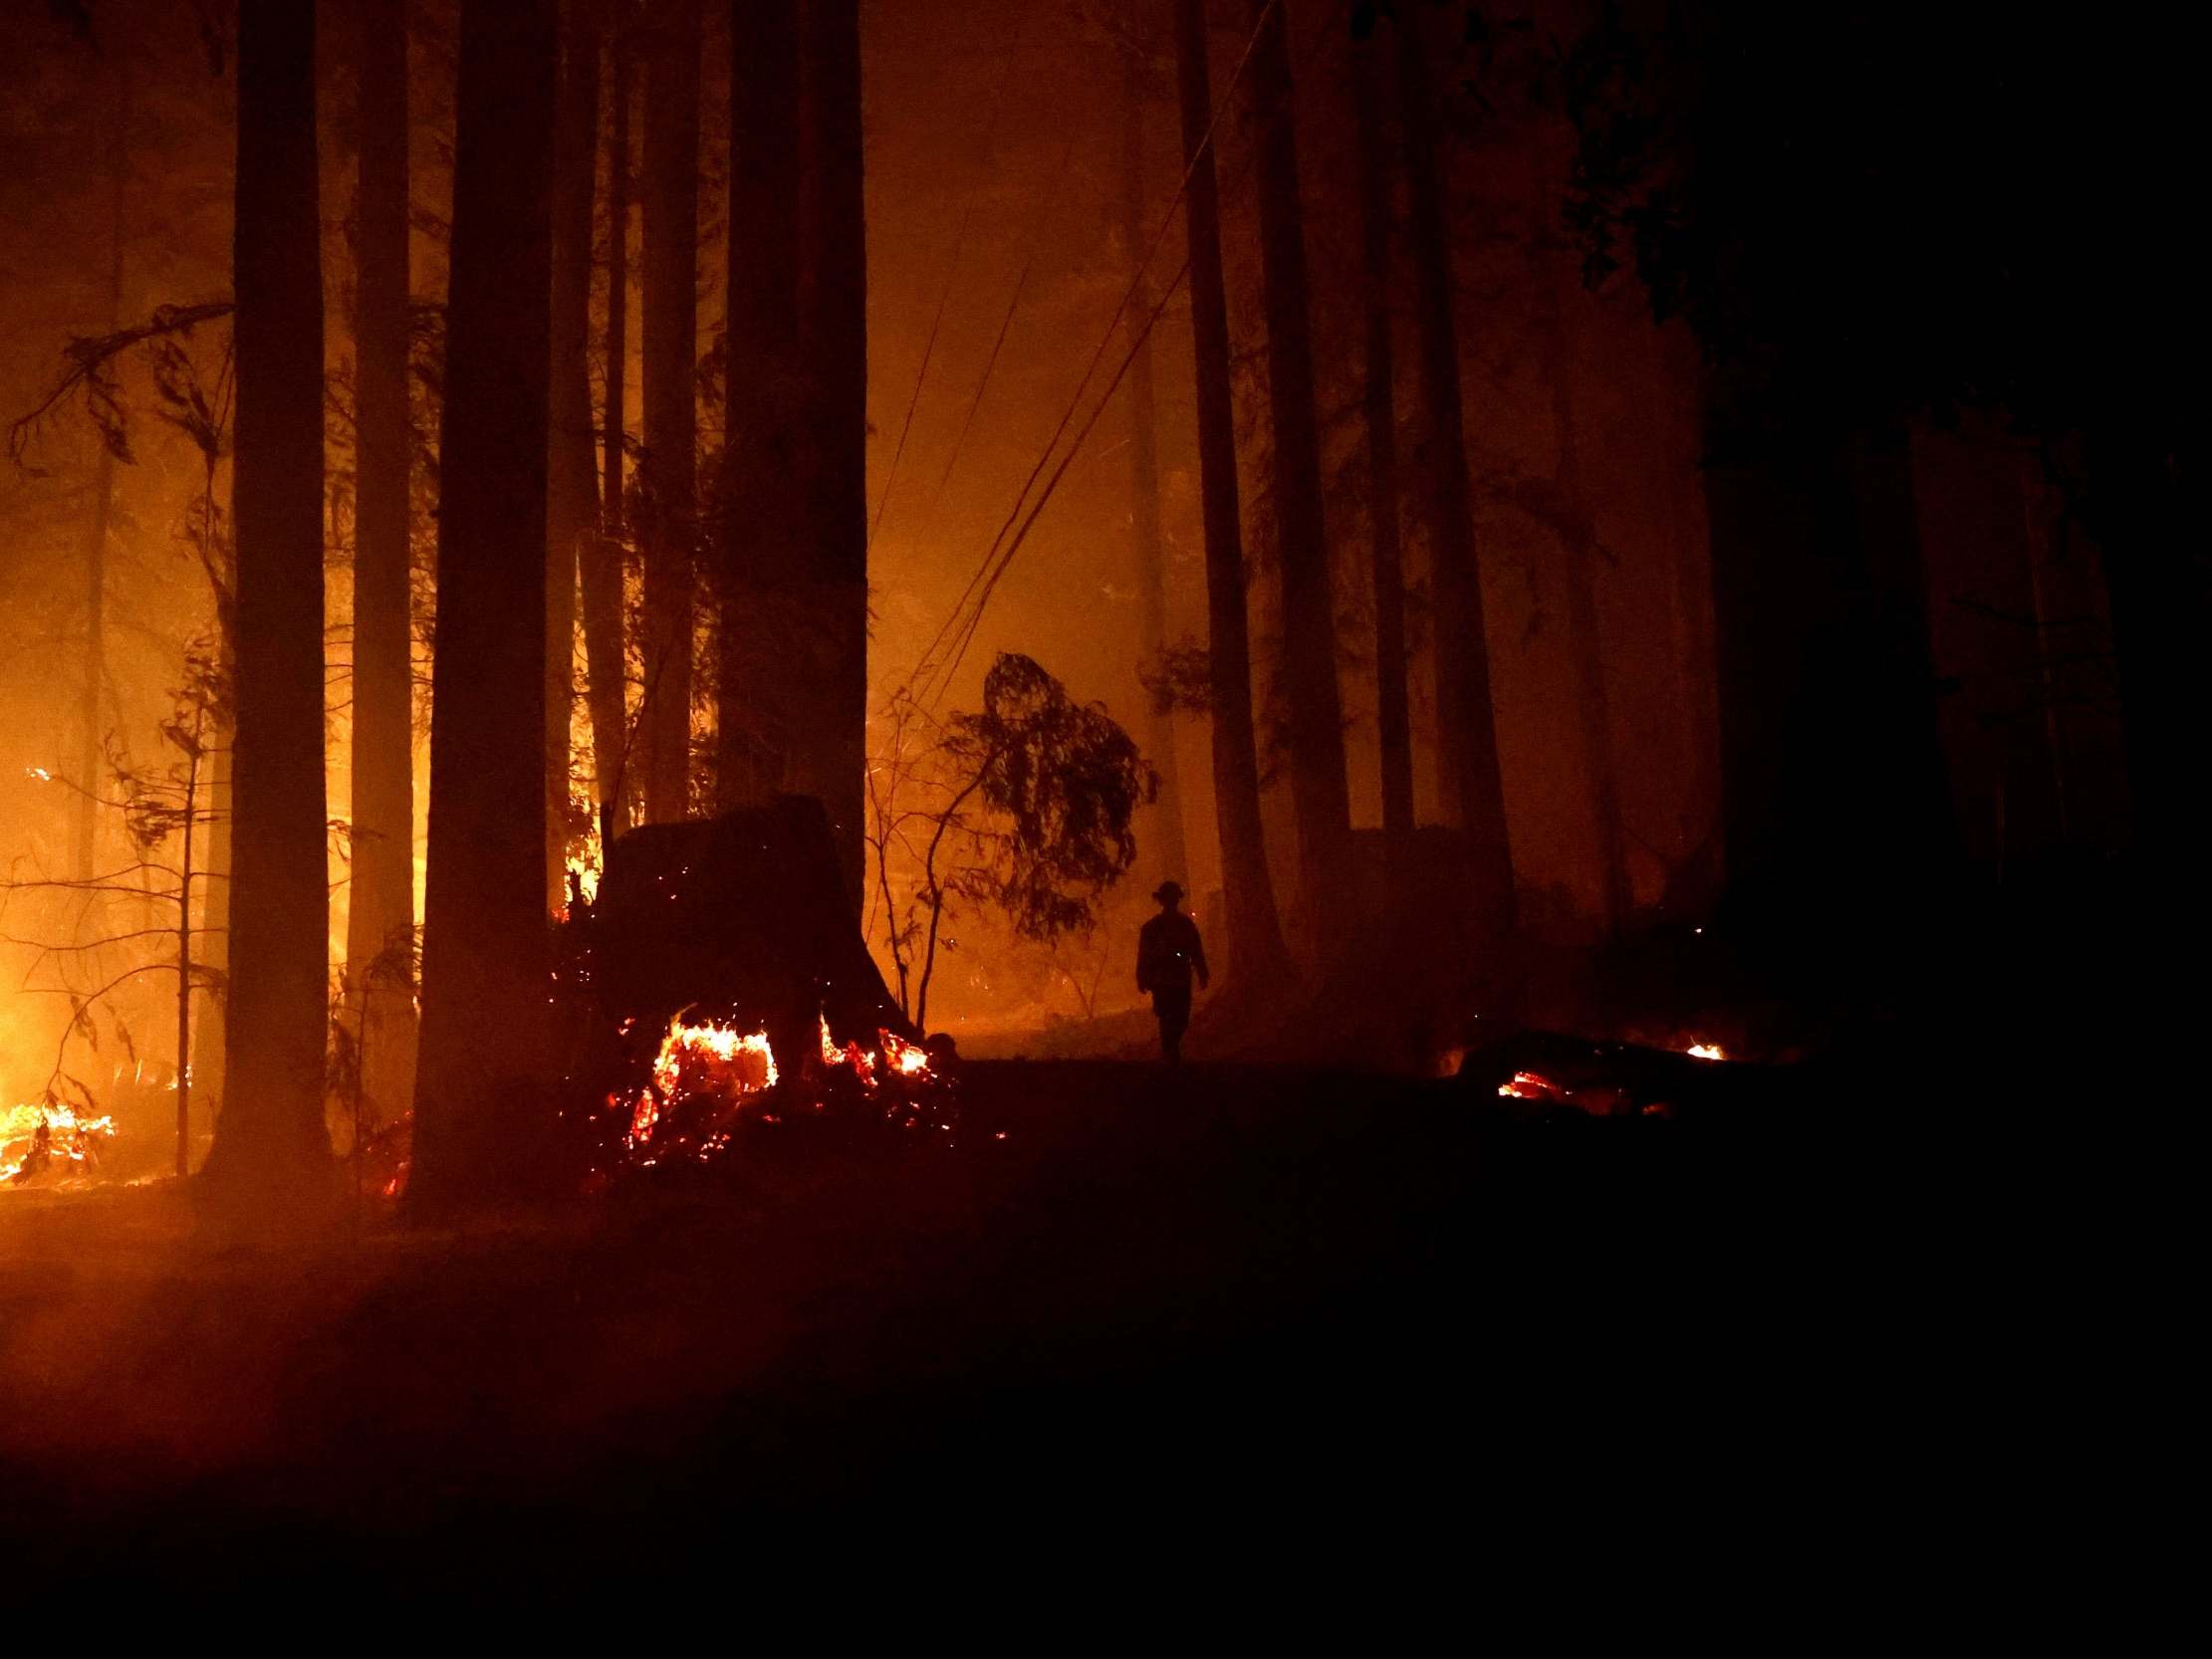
[1135,881,1208,1064]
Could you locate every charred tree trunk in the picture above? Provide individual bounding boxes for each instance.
[580,23,631,822]
[796,0,867,908]
[1172,0,1290,984]
[717,0,804,813]
[1246,0,1353,958]
[345,0,419,1123]
[203,0,334,1214]
[1352,24,1414,918]
[638,0,699,824]
[1118,46,1188,888]
[548,0,603,897]
[1397,12,1516,979]
[409,0,557,1214]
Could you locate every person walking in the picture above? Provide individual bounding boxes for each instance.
[1136,881,1208,1063]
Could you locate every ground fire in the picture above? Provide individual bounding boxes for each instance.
[1,1099,117,1186]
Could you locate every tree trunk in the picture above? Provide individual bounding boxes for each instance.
[1352,23,1413,918]
[1118,46,1188,889]
[1397,11,1516,977]
[1534,211,1631,938]
[345,0,419,1127]
[409,0,557,1214]
[1172,0,1289,984]
[638,0,699,824]
[717,0,804,813]
[1661,326,1721,896]
[1701,368,1959,968]
[203,0,334,1216]
[75,82,125,882]
[580,22,630,822]
[796,0,867,909]
[548,0,602,897]
[1246,0,1353,959]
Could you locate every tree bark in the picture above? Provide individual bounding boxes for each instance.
[1397,12,1516,976]
[203,0,334,1215]
[409,0,557,1214]
[345,0,419,1125]
[580,21,630,821]
[717,0,804,812]
[548,0,602,897]
[1118,46,1188,889]
[638,0,700,824]
[1172,0,1290,984]
[1352,24,1414,918]
[796,0,867,908]
[1246,0,1353,958]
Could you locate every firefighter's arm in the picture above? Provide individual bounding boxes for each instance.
[1192,932,1210,990]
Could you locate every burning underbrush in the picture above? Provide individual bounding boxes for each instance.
[2,1098,118,1187]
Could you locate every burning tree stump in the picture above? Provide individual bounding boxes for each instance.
[581,795,910,1064]
[561,795,946,1174]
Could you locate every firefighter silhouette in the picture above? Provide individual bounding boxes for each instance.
[1135,881,1208,1064]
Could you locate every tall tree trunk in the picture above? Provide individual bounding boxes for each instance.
[1246,0,1353,958]
[345,0,419,1125]
[75,81,125,882]
[203,0,334,1214]
[1701,368,1958,967]
[1662,326,1721,896]
[409,0,557,1214]
[1397,12,1516,977]
[1531,176,1631,938]
[1352,23,1413,919]
[548,0,602,897]
[1118,46,1188,888]
[638,0,699,824]
[580,21,630,822]
[1173,0,1289,984]
[717,0,803,813]
[796,0,867,908]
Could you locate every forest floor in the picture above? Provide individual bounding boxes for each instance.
[0,1057,1850,1605]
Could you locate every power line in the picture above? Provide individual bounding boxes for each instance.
[863,15,1035,552]
[900,0,1288,713]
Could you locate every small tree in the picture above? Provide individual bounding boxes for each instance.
[1,647,229,1177]
[866,653,1154,1032]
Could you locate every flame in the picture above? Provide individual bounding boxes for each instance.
[1,1100,118,1184]
[881,1030,931,1078]
[648,1015,778,1100]
[560,824,603,918]
[1685,1042,1726,1062]
[601,1011,946,1174]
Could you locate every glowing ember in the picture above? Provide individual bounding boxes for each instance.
[1497,1070,1559,1101]
[2,1100,118,1185]
[1685,1043,1726,1062]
